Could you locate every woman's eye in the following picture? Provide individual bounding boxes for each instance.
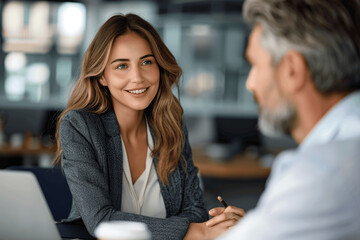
[142,60,152,66]
[116,64,127,70]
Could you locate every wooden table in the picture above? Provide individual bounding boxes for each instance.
[192,148,271,179]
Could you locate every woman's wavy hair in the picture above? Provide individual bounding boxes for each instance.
[54,14,184,184]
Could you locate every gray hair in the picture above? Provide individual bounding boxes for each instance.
[243,0,360,93]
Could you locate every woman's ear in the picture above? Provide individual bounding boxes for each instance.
[99,77,108,86]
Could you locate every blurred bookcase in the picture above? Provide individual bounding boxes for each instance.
[0,0,262,167]
[0,0,86,110]
[1,0,255,115]
[0,1,86,166]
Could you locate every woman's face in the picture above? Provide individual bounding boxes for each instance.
[100,32,160,113]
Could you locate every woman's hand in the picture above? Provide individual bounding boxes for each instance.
[183,206,245,240]
[183,222,232,240]
[206,206,245,228]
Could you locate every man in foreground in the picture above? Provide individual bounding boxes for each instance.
[209,0,360,239]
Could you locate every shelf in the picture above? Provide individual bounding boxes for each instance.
[0,96,66,110]
[0,145,56,157]
[182,99,258,117]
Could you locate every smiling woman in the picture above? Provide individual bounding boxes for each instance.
[99,32,160,114]
[51,14,224,240]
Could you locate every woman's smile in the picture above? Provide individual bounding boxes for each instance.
[125,87,150,95]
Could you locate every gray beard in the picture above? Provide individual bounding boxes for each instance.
[258,100,296,138]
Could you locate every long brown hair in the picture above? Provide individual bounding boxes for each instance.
[54,14,184,184]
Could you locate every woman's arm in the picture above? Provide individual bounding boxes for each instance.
[60,111,191,239]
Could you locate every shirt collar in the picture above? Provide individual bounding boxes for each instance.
[300,90,360,150]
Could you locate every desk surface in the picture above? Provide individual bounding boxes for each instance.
[192,148,271,179]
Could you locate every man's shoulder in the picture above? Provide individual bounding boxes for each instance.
[281,136,360,158]
[275,137,360,179]
[300,137,360,159]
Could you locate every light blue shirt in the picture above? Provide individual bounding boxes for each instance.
[218,91,360,240]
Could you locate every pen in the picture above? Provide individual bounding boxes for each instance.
[217,195,228,208]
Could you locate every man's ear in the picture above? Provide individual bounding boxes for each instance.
[99,76,108,86]
[277,50,310,94]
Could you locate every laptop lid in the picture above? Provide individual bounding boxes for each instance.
[0,170,62,240]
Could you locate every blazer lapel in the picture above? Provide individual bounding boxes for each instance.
[101,110,123,209]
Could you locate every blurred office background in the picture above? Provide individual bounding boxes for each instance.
[0,0,296,212]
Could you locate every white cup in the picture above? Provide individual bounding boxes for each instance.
[94,221,151,240]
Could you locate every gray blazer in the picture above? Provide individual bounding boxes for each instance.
[59,109,208,240]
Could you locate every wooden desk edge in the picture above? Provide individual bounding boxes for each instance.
[193,149,271,179]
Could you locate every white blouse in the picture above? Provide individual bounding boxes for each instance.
[120,121,166,218]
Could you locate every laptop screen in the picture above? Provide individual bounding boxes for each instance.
[0,170,62,240]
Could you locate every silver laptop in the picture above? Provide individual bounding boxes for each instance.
[0,170,62,240]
